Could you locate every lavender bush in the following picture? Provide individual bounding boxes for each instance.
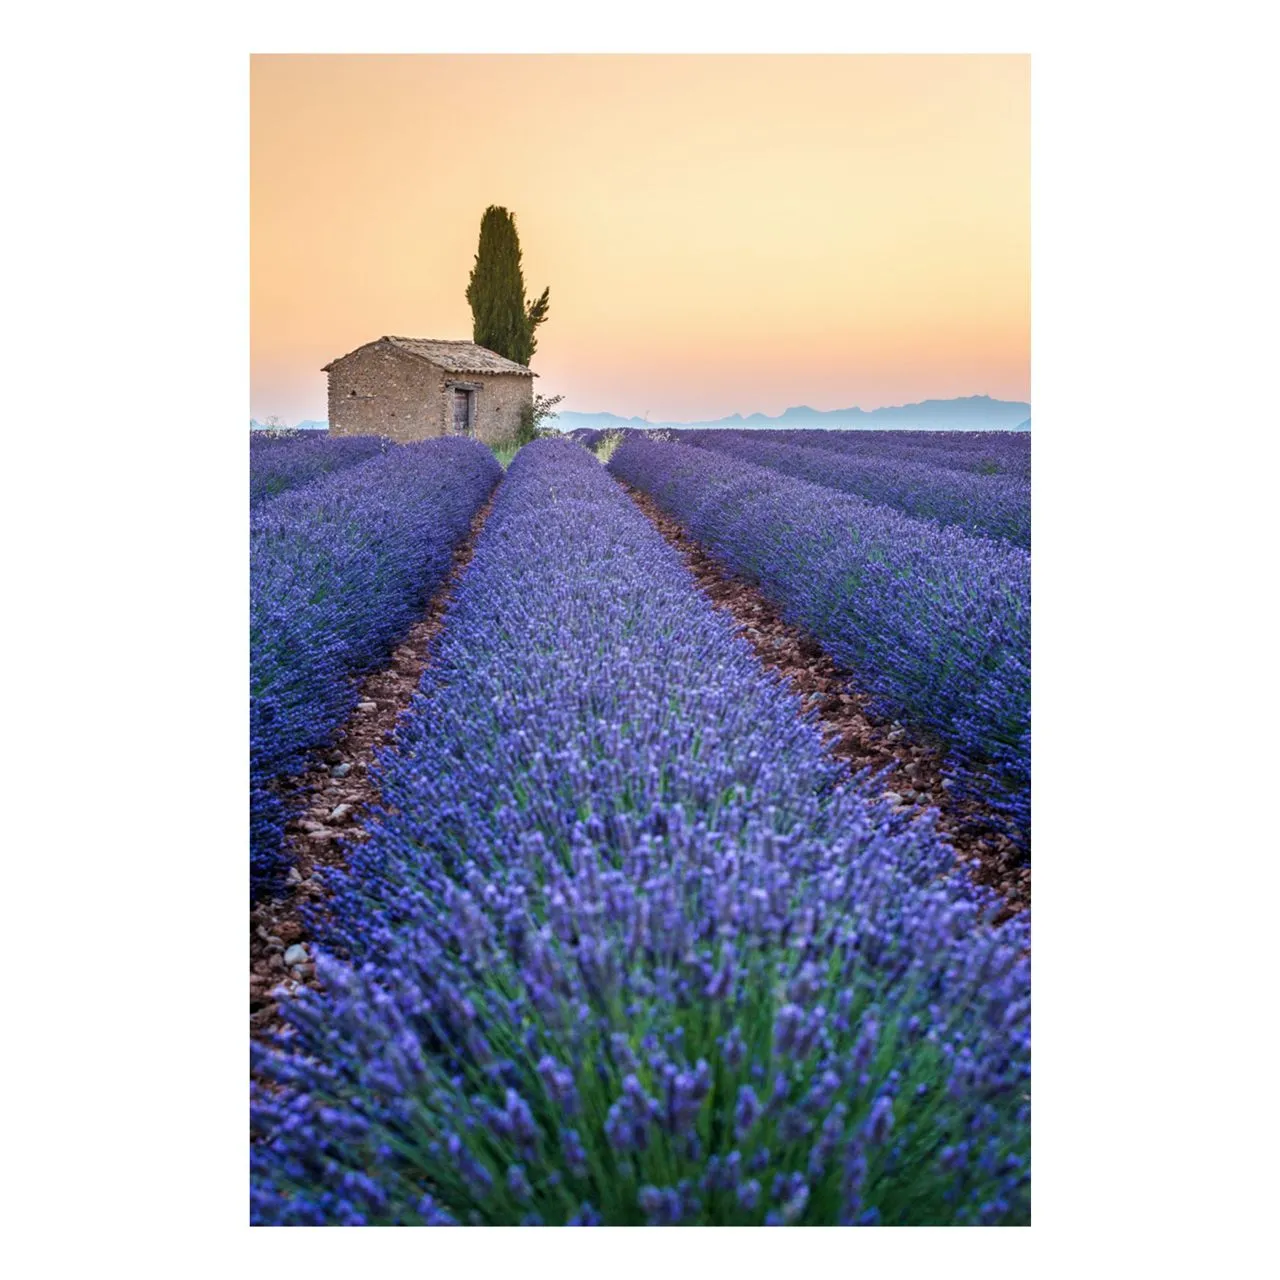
[560,427,607,448]
[250,432,392,507]
[609,438,1030,846]
[250,438,502,897]
[687,434,1030,548]
[681,429,1030,481]
[251,440,1030,1225]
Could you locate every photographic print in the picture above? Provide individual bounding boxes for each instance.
[249,53,1030,1227]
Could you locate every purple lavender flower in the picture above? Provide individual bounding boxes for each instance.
[560,1128,589,1178]
[788,962,824,1004]
[664,1062,711,1137]
[504,1089,539,1149]
[771,1172,810,1224]
[507,1164,533,1203]
[769,1072,791,1110]
[638,1185,683,1225]
[851,1013,880,1074]
[842,1142,869,1222]
[773,1003,804,1056]
[705,944,737,1000]
[734,1085,763,1140]
[536,1055,580,1114]
[721,1025,747,1069]
[605,1076,658,1153]
[804,1069,843,1114]
[568,1202,602,1226]
[807,1102,849,1178]
[610,1033,639,1074]
[414,1194,458,1225]
[778,1109,811,1143]
[865,1095,895,1146]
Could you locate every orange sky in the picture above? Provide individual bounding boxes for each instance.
[251,55,1028,424]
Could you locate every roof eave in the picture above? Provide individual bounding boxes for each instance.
[322,336,534,377]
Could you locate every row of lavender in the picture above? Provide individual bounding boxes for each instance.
[683,431,1031,548]
[252,440,1030,1225]
[250,438,502,897]
[249,431,391,507]
[563,426,1029,481]
[609,438,1031,847]
[717,428,1031,480]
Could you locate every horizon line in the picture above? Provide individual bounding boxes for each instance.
[251,392,1032,429]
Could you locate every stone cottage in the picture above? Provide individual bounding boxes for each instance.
[322,336,534,445]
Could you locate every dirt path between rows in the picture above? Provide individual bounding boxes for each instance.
[249,497,496,1037]
[622,482,1030,919]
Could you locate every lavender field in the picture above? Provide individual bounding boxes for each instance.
[250,436,502,895]
[681,431,1031,548]
[249,430,393,506]
[249,429,1031,1226]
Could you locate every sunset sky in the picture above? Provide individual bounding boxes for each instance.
[251,55,1029,425]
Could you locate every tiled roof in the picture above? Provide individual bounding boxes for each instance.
[323,337,535,376]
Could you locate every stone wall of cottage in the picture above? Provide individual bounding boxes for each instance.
[326,345,532,445]
[326,345,444,443]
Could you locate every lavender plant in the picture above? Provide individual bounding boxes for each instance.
[250,432,391,507]
[688,434,1030,548]
[681,429,1030,481]
[250,438,502,897]
[609,438,1030,847]
[251,440,1030,1225]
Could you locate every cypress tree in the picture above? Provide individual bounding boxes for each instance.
[465,206,550,366]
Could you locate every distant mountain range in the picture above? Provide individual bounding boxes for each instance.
[550,396,1031,433]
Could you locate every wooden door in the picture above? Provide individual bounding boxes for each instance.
[453,389,471,434]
